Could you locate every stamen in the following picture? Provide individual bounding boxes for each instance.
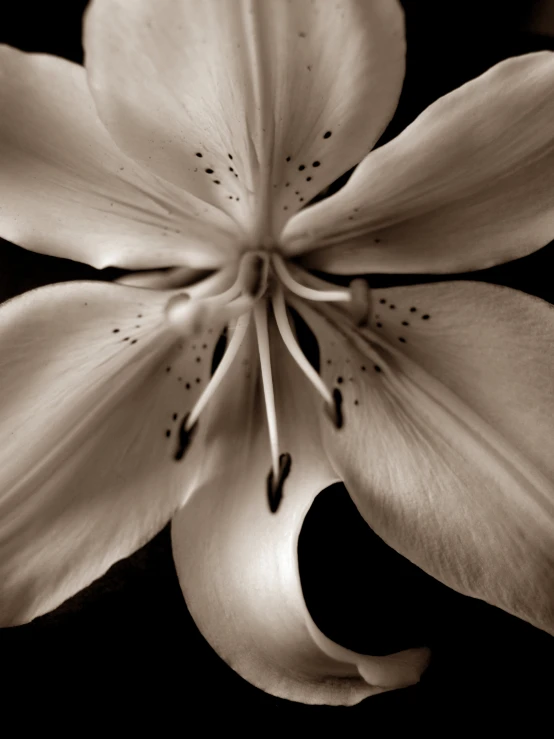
[272,285,334,408]
[254,301,280,477]
[349,278,372,326]
[238,250,270,299]
[185,312,251,430]
[271,253,351,303]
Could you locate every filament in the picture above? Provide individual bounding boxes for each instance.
[254,301,280,476]
[271,252,351,303]
[185,313,251,430]
[272,285,334,408]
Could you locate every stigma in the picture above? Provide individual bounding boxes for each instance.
[162,249,370,512]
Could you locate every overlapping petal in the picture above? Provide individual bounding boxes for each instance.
[0,46,239,270]
[84,0,405,240]
[171,323,429,705]
[284,52,554,274]
[293,284,554,633]
[0,277,234,624]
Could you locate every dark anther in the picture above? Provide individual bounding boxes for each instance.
[174,414,197,461]
[211,327,228,375]
[266,452,292,513]
[331,387,343,429]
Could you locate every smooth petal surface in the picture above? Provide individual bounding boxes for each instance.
[284,52,554,274]
[293,283,554,633]
[0,46,238,270]
[171,323,429,705]
[0,278,232,624]
[85,0,405,239]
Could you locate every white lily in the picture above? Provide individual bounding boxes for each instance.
[0,0,553,707]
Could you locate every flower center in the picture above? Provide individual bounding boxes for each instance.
[164,250,370,511]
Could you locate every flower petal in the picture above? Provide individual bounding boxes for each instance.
[171,323,430,705]
[0,46,238,270]
[283,52,554,274]
[0,278,232,624]
[84,0,405,240]
[292,286,554,634]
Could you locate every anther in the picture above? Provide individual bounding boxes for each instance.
[325,388,344,429]
[174,413,198,461]
[266,452,292,513]
[349,278,371,327]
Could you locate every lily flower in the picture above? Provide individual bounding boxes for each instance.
[0,0,553,706]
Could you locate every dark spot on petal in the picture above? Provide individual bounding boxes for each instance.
[286,156,291,162]
[205,168,214,174]
[196,356,201,362]
[285,182,290,187]
[185,383,191,389]
[298,31,307,37]
[422,314,430,320]
[354,399,359,406]
[137,314,143,318]
[228,153,233,160]
[229,167,234,172]
[165,429,171,438]
[283,206,288,210]
[306,176,312,182]
[196,152,203,158]
[172,413,178,421]
[374,238,381,243]
[376,322,382,328]
[410,307,417,312]
[399,337,406,343]
[122,337,129,341]
[389,304,396,310]
[166,367,171,373]
[374,364,382,373]
[402,321,409,326]
[361,365,366,371]
[379,298,386,304]
[195,377,201,383]
[112,329,120,333]
[312,161,320,167]
[298,164,305,171]
[299,197,304,202]
[213,180,220,184]
[323,131,332,139]
[337,376,343,384]
[267,453,292,513]
[131,339,138,345]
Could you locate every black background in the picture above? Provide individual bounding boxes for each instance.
[1,0,553,731]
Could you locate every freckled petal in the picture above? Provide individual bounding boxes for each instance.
[84,0,405,240]
[0,279,230,625]
[0,46,238,270]
[171,330,430,705]
[293,294,554,634]
[284,52,554,274]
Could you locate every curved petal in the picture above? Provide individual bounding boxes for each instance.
[0,278,232,625]
[292,287,554,634]
[84,0,405,241]
[283,52,554,274]
[0,46,239,270]
[171,322,430,705]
